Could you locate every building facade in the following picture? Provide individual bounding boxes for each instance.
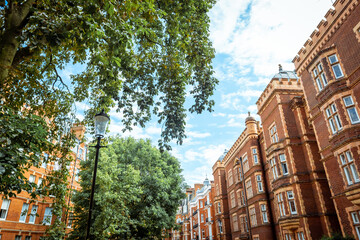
[170,179,217,240]
[206,0,360,239]
[292,0,360,238]
[0,125,86,240]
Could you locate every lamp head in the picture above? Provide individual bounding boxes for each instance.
[94,109,110,138]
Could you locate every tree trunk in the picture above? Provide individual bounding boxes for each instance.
[0,0,34,82]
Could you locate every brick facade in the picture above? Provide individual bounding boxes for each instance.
[205,1,360,239]
[292,0,360,238]
[0,125,86,240]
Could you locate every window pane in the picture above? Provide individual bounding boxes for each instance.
[347,108,360,123]
[29,205,38,224]
[334,114,342,129]
[326,108,332,117]
[19,203,29,222]
[350,164,360,182]
[343,96,354,107]
[344,166,353,184]
[282,163,289,175]
[331,104,337,113]
[329,54,338,64]
[332,64,344,78]
[316,78,323,90]
[317,63,323,71]
[329,119,337,134]
[321,73,328,85]
[346,151,353,162]
[340,154,347,165]
[352,212,360,223]
[313,68,318,77]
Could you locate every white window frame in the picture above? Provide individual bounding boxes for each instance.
[279,154,289,175]
[28,205,38,224]
[340,151,360,185]
[271,157,278,180]
[326,103,342,134]
[218,220,223,233]
[351,211,360,239]
[328,54,344,79]
[261,204,268,223]
[270,124,279,143]
[277,193,285,217]
[0,199,11,220]
[37,178,43,188]
[297,232,305,240]
[256,175,263,192]
[19,203,29,222]
[287,191,297,215]
[343,96,360,124]
[43,207,53,225]
[252,148,259,164]
[313,62,328,91]
[29,175,36,183]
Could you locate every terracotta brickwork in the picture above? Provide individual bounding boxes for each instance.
[169,180,218,240]
[0,125,86,240]
[293,0,360,238]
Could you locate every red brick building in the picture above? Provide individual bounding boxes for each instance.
[292,0,360,238]
[209,0,360,239]
[213,152,232,240]
[171,179,218,240]
[0,125,86,240]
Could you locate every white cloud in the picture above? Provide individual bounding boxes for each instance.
[221,90,262,110]
[210,0,333,77]
[187,131,211,138]
[145,126,162,135]
[212,112,227,117]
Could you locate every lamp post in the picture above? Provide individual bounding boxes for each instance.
[85,109,110,240]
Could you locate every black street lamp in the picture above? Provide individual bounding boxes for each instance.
[85,109,110,240]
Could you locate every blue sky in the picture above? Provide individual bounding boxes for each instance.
[65,0,334,186]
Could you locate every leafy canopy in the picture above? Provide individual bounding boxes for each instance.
[70,136,186,240]
[0,0,218,149]
[1,0,216,237]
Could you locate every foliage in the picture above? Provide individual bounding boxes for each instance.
[321,233,355,240]
[1,0,215,237]
[0,0,217,149]
[69,136,186,240]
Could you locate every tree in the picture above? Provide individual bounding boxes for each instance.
[0,0,217,148]
[321,233,355,240]
[1,0,216,236]
[69,136,186,239]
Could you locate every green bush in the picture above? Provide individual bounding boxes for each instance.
[321,233,355,240]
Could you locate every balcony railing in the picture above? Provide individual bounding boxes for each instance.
[192,210,198,216]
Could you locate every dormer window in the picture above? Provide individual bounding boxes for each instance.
[328,54,344,79]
